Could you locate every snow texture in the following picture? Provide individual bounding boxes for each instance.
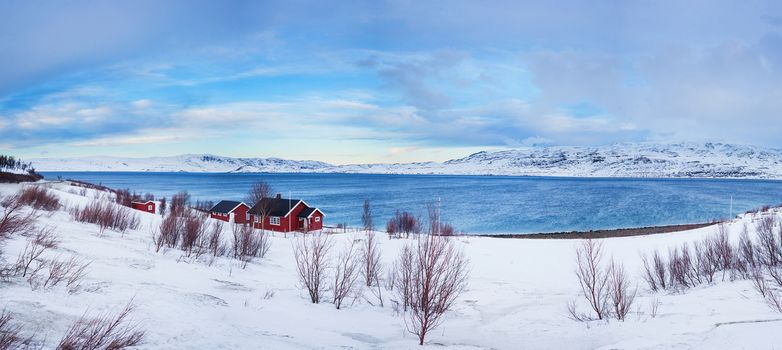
[1,181,782,349]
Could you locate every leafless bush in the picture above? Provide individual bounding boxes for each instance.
[293,232,333,303]
[206,221,226,257]
[154,214,179,251]
[232,224,269,268]
[392,244,415,311]
[0,197,37,240]
[361,200,373,232]
[361,231,382,288]
[180,211,207,257]
[648,297,660,318]
[398,234,469,345]
[56,302,145,350]
[387,211,420,239]
[17,186,60,211]
[608,260,636,321]
[169,191,190,217]
[15,227,58,278]
[158,197,167,216]
[0,310,34,350]
[70,201,140,234]
[113,189,135,208]
[569,239,610,321]
[735,226,756,278]
[42,256,90,293]
[756,216,780,266]
[640,250,666,292]
[332,237,361,309]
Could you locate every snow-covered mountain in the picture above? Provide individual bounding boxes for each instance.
[32,143,782,178]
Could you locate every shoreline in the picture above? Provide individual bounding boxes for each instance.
[480,222,719,239]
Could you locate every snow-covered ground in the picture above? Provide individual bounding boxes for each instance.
[31,142,782,178]
[1,181,782,349]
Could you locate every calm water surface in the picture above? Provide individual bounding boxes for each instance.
[42,172,782,234]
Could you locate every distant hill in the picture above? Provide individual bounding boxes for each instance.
[31,143,782,179]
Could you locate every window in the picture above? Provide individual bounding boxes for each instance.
[315,217,320,222]
[148,205,152,210]
[270,216,280,225]
[246,213,250,221]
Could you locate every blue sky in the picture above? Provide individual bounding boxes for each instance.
[1,0,782,164]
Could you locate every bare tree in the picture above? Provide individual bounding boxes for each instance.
[332,237,361,309]
[361,200,373,232]
[608,260,636,321]
[756,216,780,266]
[387,211,420,239]
[569,239,610,321]
[246,181,273,205]
[231,224,269,269]
[158,197,167,216]
[293,232,333,303]
[400,234,469,345]
[361,231,382,288]
[169,191,190,217]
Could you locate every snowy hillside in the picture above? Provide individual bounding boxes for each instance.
[1,181,781,349]
[31,143,782,178]
[31,154,331,173]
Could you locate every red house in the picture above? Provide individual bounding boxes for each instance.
[131,201,156,214]
[208,200,250,224]
[248,194,324,233]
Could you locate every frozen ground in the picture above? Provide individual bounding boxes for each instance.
[1,181,781,349]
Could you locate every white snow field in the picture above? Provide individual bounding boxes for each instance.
[1,181,782,349]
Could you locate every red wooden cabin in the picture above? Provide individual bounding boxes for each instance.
[208,200,250,224]
[131,201,156,214]
[248,194,324,233]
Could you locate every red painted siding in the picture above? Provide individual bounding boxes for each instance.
[210,203,250,224]
[131,202,155,214]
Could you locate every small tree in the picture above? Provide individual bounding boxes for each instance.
[608,259,636,321]
[245,181,273,205]
[569,239,610,321]
[361,200,373,232]
[293,232,333,303]
[158,197,167,216]
[332,237,361,309]
[361,231,382,288]
[399,234,469,345]
[387,211,420,239]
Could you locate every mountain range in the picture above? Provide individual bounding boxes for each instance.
[31,143,782,179]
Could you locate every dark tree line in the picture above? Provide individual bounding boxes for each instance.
[0,155,36,174]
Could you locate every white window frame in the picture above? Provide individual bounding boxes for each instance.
[270,216,281,225]
[148,205,153,211]
[315,217,320,222]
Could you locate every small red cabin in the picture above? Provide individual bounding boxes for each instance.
[131,201,156,214]
[208,200,250,224]
[248,194,324,233]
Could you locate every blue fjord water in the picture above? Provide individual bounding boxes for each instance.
[42,172,782,234]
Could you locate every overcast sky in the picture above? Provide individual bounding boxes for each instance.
[1,0,781,164]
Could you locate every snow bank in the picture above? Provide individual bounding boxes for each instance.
[0,181,781,349]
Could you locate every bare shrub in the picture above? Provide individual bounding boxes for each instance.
[361,200,373,232]
[293,232,333,303]
[392,244,415,311]
[332,237,361,309]
[169,191,190,217]
[0,310,34,349]
[387,211,420,239]
[0,197,37,240]
[155,214,179,251]
[56,302,145,350]
[43,256,90,293]
[232,224,269,268]
[206,221,226,257]
[756,216,780,266]
[17,186,60,211]
[569,239,610,321]
[608,260,636,321]
[15,227,58,278]
[70,201,140,234]
[736,226,756,278]
[158,197,167,216]
[361,231,382,288]
[398,234,469,345]
[180,211,207,257]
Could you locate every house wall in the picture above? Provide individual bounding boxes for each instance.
[211,204,250,223]
[307,210,324,231]
[251,201,308,232]
[131,202,155,214]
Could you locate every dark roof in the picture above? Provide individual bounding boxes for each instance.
[209,200,245,214]
[297,207,317,218]
[249,197,302,217]
[131,201,154,205]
